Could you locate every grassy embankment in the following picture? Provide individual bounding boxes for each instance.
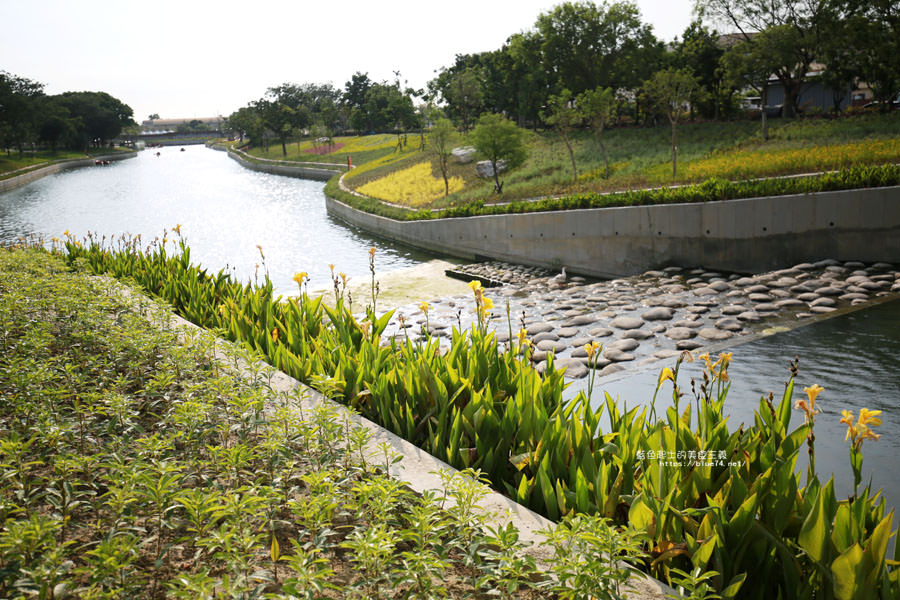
[1,246,668,599]
[246,112,900,212]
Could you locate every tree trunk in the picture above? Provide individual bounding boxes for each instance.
[782,83,797,118]
[563,133,577,182]
[671,119,677,179]
[492,161,502,194]
[597,131,609,179]
[281,139,287,157]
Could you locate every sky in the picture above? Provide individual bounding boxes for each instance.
[1,0,697,123]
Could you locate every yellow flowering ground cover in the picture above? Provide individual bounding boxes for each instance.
[357,161,465,207]
[654,137,900,182]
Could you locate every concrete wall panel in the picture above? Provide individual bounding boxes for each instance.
[326,185,900,276]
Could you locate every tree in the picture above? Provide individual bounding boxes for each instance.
[505,32,551,126]
[695,0,825,118]
[577,86,617,178]
[676,20,728,119]
[57,91,134,149]
[433,65,485,133]
[844,0,900,111]
[38,96,77,153]
[470,113,527,194]
[429,118,456,196]
[542,89,582,182]
[226,106,262,144]
[535,1,663,96]
[343,72,372,113]
[642,68,697,178]
[721,26,795,140]
[256,84,312,156]
[256,99,296,156]
[148,113,160,120]
[0,71,44,156]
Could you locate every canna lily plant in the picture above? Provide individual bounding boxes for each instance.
[53,232,900,600]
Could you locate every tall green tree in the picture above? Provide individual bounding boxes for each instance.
[542,89,582,183]
[577,86,617,178]
[226,106,262,144]
[695,0,825,118]
[37,96,77,153]
[57,91,134,149]
[721,25,797,139]
[642,68,697,178]
[845,0,900,110]
[505,32,551,126]
[535,1,663,96]
[0,71,44,156]
[470,113,527,194]
[676,20,728,119]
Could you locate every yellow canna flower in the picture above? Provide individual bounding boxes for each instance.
[271,327,279,342]
[804,384,824,405]
[858,408,882,428]
[517,328,529,346]
[795,384,824,424]
[842,408,883,447]
[293,272,308,286]
[482,296,494,311]
[468,280,482,292]
[657,367,675,389]
[368,246,376,256]
[698,352,712,370]
[419,301,431,314]
[173,223,182,235]
[583,341,602,361]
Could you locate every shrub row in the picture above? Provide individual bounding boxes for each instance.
[327,163,900,222]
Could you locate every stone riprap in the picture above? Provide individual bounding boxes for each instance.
[380,259,900,379]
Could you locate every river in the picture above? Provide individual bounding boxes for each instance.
[0,146,433,295]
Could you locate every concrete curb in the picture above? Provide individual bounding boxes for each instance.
[226,147,344,181]
[0,152,136,194]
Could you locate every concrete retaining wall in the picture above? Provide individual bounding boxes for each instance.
[226,148,342,181]
[326,185,900,276]
[0,152,136,194]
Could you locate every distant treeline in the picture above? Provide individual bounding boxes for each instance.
[225,0,899,154]
[0,72,135,155]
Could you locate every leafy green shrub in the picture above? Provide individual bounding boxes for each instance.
[49,235,900,599]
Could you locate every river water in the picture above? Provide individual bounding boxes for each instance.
[2,146,898,514]
[0,146,432,295]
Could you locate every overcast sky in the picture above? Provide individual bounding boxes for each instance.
[1,0,697,123]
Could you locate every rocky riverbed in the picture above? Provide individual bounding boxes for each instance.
[381,259,900,379]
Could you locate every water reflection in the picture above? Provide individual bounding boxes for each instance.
[0,146,433,295]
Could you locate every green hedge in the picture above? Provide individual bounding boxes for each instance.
[327,163,900,221]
